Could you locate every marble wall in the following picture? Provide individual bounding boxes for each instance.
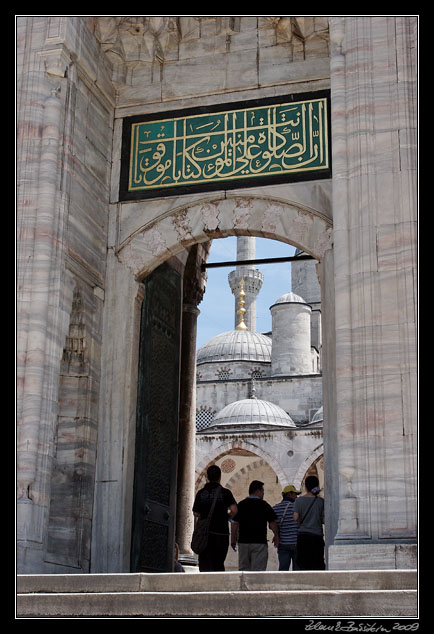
[17,16,114,571]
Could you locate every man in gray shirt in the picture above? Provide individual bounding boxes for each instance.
[293,475,325,570]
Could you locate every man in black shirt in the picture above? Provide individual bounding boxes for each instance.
[230,480,279,571]
[192,465,237,571]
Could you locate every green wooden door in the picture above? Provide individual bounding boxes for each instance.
[130,262,181,572]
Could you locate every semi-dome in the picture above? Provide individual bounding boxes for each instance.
[204,397,296,431]
[311,406,323,424]
[196,329,272,365]
[297,406,323,428]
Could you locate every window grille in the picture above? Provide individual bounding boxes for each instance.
[217,370,231,380]
[196,408,216,431]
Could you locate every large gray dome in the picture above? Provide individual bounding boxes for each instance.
[205,398,296,431]
[196,330,272,365]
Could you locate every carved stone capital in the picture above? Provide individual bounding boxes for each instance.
[39,46,71,78]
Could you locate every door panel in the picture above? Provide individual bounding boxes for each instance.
[131,262,181,572]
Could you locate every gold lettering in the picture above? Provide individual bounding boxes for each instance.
[128,97,328,191]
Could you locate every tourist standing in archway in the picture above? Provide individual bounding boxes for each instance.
[293,476,325,570]
[192,465,237,571]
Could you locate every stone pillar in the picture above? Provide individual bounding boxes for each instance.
[176,303,200,568]
[176,245,206,569]
[91,252,143,573]
[17,86,64,570]
[328,15,362,546]
[228,237,263,331]
[17,89,62,499]
[327,16,417,569]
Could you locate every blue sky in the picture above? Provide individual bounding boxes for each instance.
[196,237,296,349]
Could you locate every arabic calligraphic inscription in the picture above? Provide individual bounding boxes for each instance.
[120,92,330,200]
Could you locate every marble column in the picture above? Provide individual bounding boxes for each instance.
[328,16,362,540]
[17,89,62,501]
[176,303,200,567]
[17,87,64,571]
[327,16,417,569]
[176,246,206,568]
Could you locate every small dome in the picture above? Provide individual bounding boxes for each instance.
[197,330,272,365]
[205,398,296,431]
[272,291,308,305]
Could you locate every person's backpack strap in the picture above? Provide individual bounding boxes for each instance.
[279,500,292,526]
[207,484,221,520]
[299,496,317,526]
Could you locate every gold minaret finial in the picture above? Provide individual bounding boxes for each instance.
[235,278,248,331]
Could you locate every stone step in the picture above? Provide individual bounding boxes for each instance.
[18,569,416,593]
[17,570,418,618]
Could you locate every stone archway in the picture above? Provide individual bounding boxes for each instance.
[195,437,290,493]
[115,194,333,280]
[92,190,334,572]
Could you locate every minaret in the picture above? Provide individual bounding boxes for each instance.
[228,237,263,331]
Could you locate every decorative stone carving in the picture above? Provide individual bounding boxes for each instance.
[172,209,194,242]
[95,16,244,65]
[39,49,70,78]
[95,16,181,65]
[232,198,253,230]
[200,201,220,233]
[94,16,329,86]
[265,17,329,58]
[182,244,206,308]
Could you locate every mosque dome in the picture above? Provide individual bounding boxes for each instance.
[196,329,272,365]
[205,398,296,431]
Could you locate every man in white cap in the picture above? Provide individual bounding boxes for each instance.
[272,484,301,570]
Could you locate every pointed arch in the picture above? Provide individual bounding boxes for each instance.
[195,437,289,490]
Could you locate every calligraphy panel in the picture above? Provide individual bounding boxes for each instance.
[120,91,331,200]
